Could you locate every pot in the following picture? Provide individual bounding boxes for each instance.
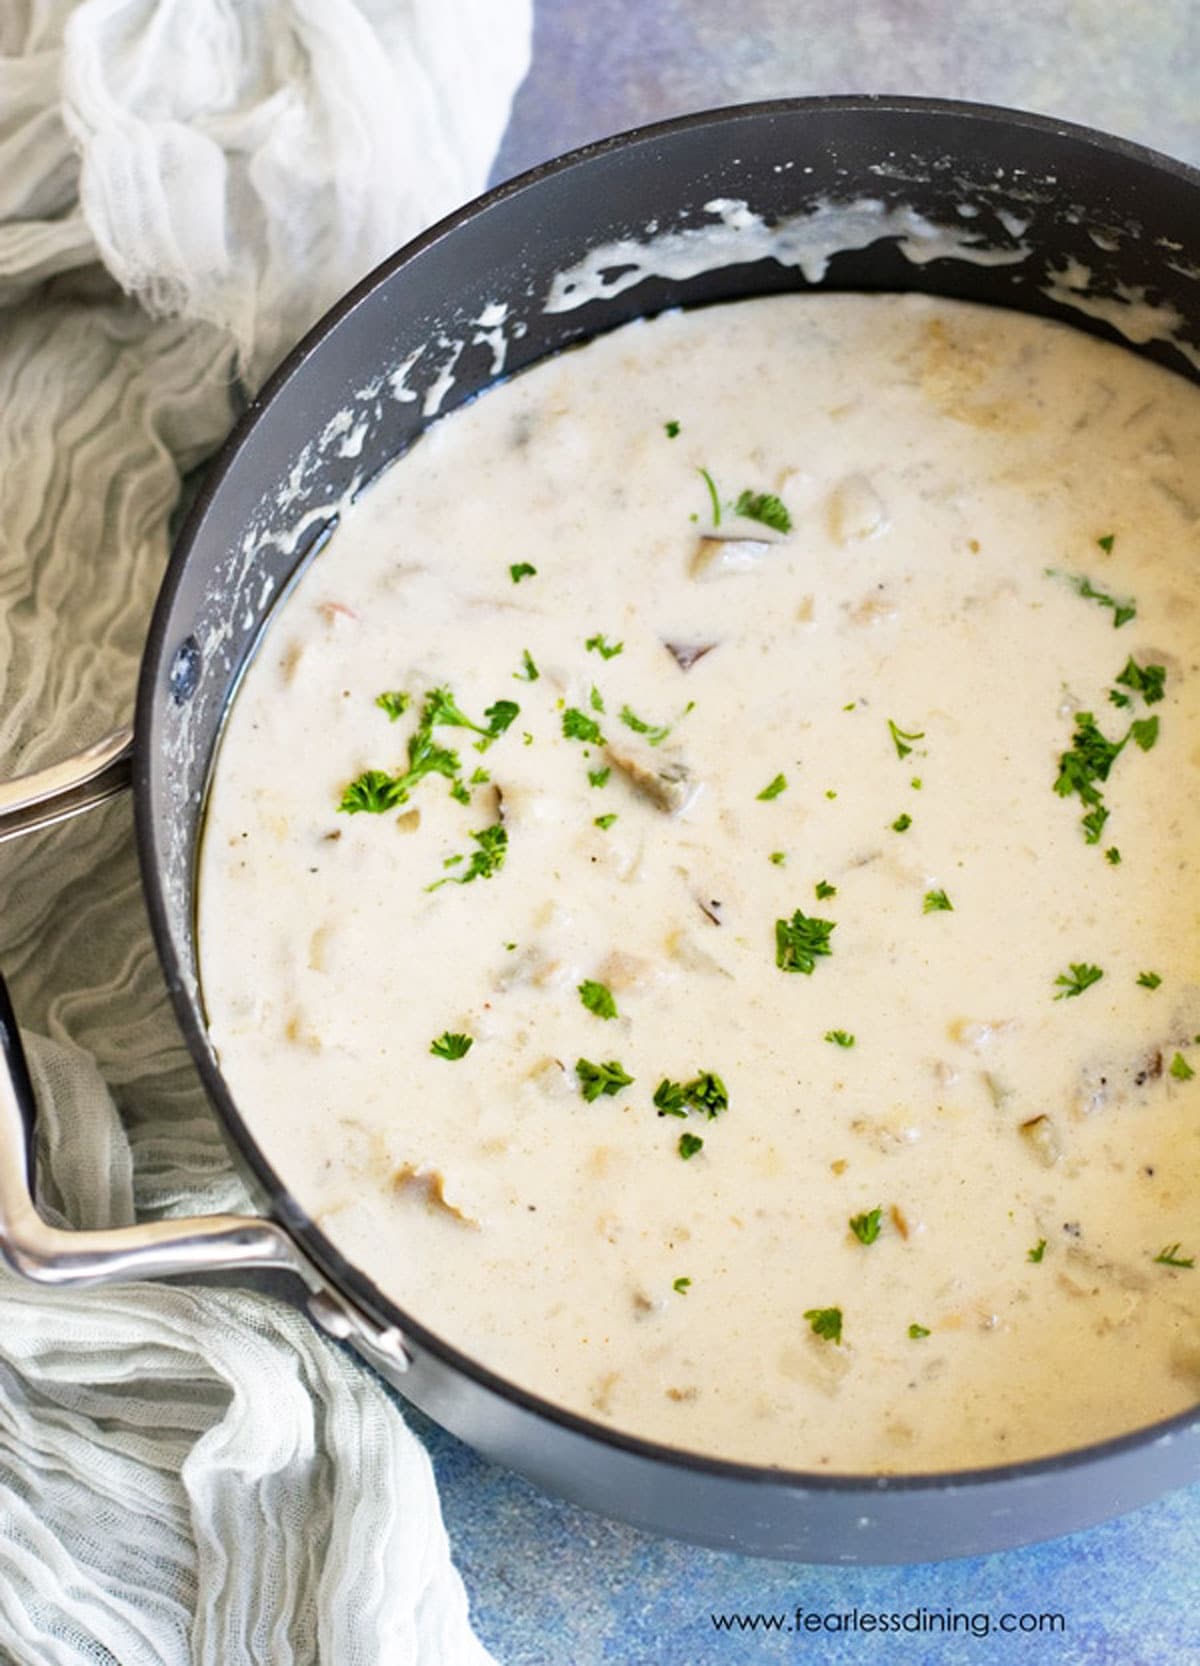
[2,96,1199,1562]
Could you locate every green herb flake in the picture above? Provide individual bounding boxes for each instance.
[1114,657,1166,706]
[908,1323,931,1340]
[1136,971,1162,990]
[578,980,618,1020]
[803,1306,843,1344]
[1130,715,1159,752]
[1051,568,1137,628]
[825,1030,855,1049]
[514,649,539,682]
[339,769,407,815]
[653,1073,728,1120]
[734,489,792,533]
[426,823,508,891]
[619,704,670,746]
[769,850,787,866]
[576,1058,634,1102]
[757,773,788,801]
[594,813,618,830]
[923,888,953,913]
[815,880,837,900]
[653,1079,688,1118]
[678,1132,704,1160]
[1053,962,1104,1000]
[1097,533,1116,554]
[1105,846,1121,865]
[672,1275,691,1292]
[589,685,605,713]
[1169,1052,1195,1081]
[911,777,923,791]
[664,420,681,438]
[563,707,605,745]
[1154,1243,1195,1268]
[588,767,611,791]
[698,467,722,527]
[887,719,925,761]
[430,1032,472,1061]
[375,690,410,721]
[776,909,837,975]
[586,633,624,660]
[850,1207,883,1246]
[891,812,913,833]
[825,789,837,800]
[1028,1238,1047,1263]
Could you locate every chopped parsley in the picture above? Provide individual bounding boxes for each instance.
[587,765,611,788]
[891,812,913,833]
[775,909,836,974]
[734,489,792,533]
[430,1032,472,1061]
[1136,971,1162,990]
[375,690,410,721]
[578,979,618,1020]
[908,1323,931,1340]
[653,1072,729,1120]
[1169,1052,1195,1081]
[664,420,681,438]
[1097,532,1115,554]
[426,823,507,891]
[1154,1244,1195,1268]
[563,707,604,744]
[1028,1239,1047,1263]
[619,704,670,746]
[594,813,618,830]
[757,773,788,801]
[339,768,410,815]
[1112,656,1166,706]
[825,1030,855,1048]
[815,880,837,900]
[887,719,925,760]
[575,1058,634,1102]
[923,889,953,913]
[911,777,923,790]
[1130,715,1159,752]
[1105,847,1121,865]
[589,684,605,713]
[510,562,536,583]
[803,1306,843,1344]
[698,467,722,526]
[678,1133,704,1160]
[1053,708,1132,845]
[850,1207,882,1245]
[672,1275,691,1292]
[514,649,539,682]
[1050,569,1136,628]
[1053,962,1103,1000]
[586,633,624,660]
[769,851,786,865]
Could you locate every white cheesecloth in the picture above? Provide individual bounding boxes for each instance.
[0,2,532,1660]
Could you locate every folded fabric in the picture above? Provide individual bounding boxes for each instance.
[0,1,531,1659]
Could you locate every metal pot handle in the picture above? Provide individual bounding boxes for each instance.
[0,972,307,1287]
[0,727,136,844]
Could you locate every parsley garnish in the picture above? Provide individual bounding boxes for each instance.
[430,1032,472,1060]
[775,909,836,974]
[339,768,409,814]
[665,420,681,438]
[1097,533,1115,553]
[850,1208,882,1245]
[375,690,410,721]
[1113,656,1165,706]
[515,649,539,682]
[1053,710,1127,844]
[1105,846,1121,865]
[588,766,611,788]
[698,467,721,526]
[619,704,670,746]
[594,813,618,830]
[510,562,536,583]
[578,980,618,1020]
[1130,715,1159,752]
[586,633,624,660]
[887,719,925,760]
[908,1323,931,1340]
[1053,962,1103,1000]
[563,708,604,744]
[678,1132,704,1160]
[770,851,786,865]
[803,1307,843,1344]
[1028,1239,1047,1263]
[923,889,953,913]
[1154,1244,1195,1268]
[1136,971,1162,989]
[576,1058,634,1101]
[1169,1052,1195,1081]
[815,880,837,900]
[825,1030,855,1048]
[891,812,912,833]
[426,823,507,891]
[589,684,605,713]
[757,773,788,801]
[673,1275,691,1292]
[653,1073,729,1120]
[1050,569,1136,628]
[734,489,792,533]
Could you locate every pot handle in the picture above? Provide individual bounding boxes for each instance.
[0,727,136,845]
[0,972,308,1287]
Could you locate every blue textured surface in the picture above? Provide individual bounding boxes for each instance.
[447,4,1200,1661]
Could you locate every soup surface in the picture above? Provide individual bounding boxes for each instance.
[198,293,1200,1473]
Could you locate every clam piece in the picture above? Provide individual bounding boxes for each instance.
[606,738,700,814]
[663,639,719,671]
[690,536,772,579]
[1019,1114,1062,1168]
[828,474,888,544]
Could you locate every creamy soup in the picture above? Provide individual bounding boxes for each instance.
[198,294,1200,1474]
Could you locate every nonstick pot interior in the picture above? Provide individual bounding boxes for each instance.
[136,97,1200,1560]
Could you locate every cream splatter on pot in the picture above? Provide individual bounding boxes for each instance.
[197,294,1200,1474]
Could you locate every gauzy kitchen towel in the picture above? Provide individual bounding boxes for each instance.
[0,3,531,1661]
